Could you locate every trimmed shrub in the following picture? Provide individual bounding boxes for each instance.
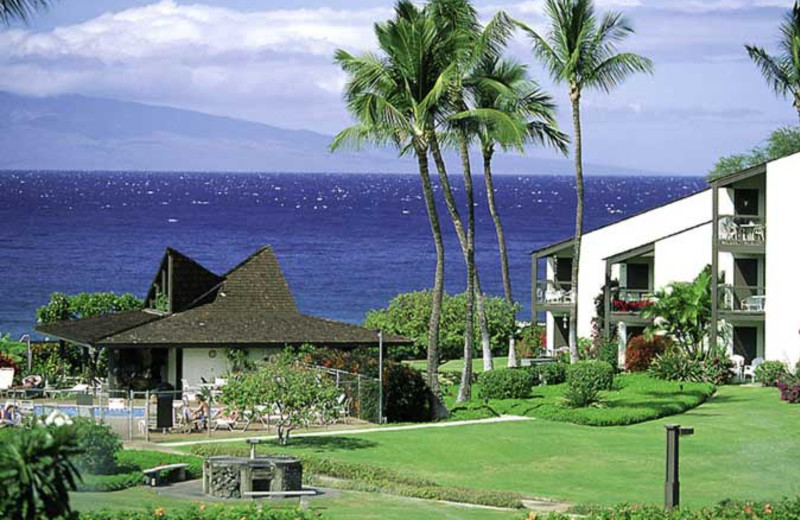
[625,335,670,372]
[564,360,614,408]
[537,362,568,385]
[383,362,433,423]
[598,339,619,371]
[478,369,536,399]
[553,498,800,520]
[755,361,787,387]
[78,504,319,520]
[73,418,122,475]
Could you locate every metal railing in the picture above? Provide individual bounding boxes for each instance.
[535,280,573,305]
[719,284,766,312]
[718,215,766,246]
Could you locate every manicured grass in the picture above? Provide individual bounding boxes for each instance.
[176,385,800,508]
[445,373,715,426]
[70,487,519,520]
[406,356,511,373]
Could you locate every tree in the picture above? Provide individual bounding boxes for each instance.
[641,266,718,359]
[468,56,569,367]
[331,1,456,401]
[709,126,800,179]
[219,353,341,445]
[0,0,51,24]
[517,0,653,363]
[0,422,82,520]
[746,1,800,121]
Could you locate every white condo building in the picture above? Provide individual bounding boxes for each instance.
[531,153,800,368]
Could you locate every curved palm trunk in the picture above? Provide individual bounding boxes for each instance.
[482,146,517,368]
[429,134,494,374]
[795,91,800,122]
[457,132,476,403]
[415,145,444,399]
[568,86,584,364]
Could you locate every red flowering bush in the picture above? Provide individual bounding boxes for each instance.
[625,335,671,372]
[612,300,654,313]
[777,374,800,403]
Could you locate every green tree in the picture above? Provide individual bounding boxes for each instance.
[0,0,51,24]
[641,267,715,359]
[746,1,800,121]
[220,352,341,445]
[0,422,82,520]
[709,126,800,179]
[467,56,569,367]
[517,0,653,363]
[331,1,455,399]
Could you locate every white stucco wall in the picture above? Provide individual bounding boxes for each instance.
[573,189,713,337]
[654,223,712,288]
[765,155,800,367]
[182,348,230,387]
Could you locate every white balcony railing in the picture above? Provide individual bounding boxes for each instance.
[719,284,766,313]
[536,280,573,305]
[718,215,766,246]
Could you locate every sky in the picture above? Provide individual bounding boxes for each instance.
[1,0,797,175]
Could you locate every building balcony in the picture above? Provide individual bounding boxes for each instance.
[719,284,766,317]
[718,215,765,249]
[611,289,654,313]
[535,280,573,311]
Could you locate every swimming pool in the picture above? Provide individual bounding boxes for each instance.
[33,405,146,418]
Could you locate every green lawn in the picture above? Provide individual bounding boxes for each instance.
[444,373,715,426]
[178,385,800,508]
[406,357,511,373]
[70,487,519,520]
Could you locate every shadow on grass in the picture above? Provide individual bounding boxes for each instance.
[280,436,379,452]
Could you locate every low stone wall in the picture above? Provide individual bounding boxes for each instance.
[203,456,302,499]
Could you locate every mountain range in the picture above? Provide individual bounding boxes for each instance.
[0,92,650,175]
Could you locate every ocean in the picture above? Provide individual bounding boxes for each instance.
[0,171,706,339]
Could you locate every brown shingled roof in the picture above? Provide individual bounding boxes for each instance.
[36,246,411,348]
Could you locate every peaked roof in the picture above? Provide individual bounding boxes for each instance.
[37,246,410,347]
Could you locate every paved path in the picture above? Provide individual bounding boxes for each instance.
[159,415,533,448]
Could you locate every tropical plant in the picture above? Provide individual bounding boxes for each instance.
[0,0,51,24]
[641,267,717,359]
[72,418,122,476]
[517,0,653,362]
[219,352,340,444]
[331,0,454,400]
[746,1,800,121]
[755,360,787,387]
[709,126,800,179]
[0,422,82,520]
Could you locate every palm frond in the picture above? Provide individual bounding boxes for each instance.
[0,0,52,24]
[586,52,654,93]
[745,45,796,98]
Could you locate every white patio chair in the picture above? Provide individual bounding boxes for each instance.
[730,355,745,381]
[743,357,764,382]
[0,368,14,391]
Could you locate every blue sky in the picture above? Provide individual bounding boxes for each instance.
[1,0,797,174]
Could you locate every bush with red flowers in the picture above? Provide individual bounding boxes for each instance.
[625,335,671,372]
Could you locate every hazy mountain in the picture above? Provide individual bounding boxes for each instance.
[0,92,651,175]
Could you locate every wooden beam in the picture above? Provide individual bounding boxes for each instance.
[531,253,538,325]
[604,260,612,342]
[711,184,719,352]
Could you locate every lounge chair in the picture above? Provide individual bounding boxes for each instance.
[0,368,14,392]
[743,357,764,382]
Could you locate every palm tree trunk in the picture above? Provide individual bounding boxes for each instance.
[795,92,800,122]
[457,131,475,403]
[568,86,584,364]
[429,133,494,372]
[415,144,444,397]
[482,145,517,368]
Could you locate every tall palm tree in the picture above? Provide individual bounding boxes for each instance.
[331,1,456,405]
[0,0,52,24]
[517,0,652,363]
[468,57,569,367]
[746,1,800,121]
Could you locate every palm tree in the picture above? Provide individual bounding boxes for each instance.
[468,57,569,367]
[331,1,455,406]
[746,1,800,121]
[0,0,52,24]
[517,0,652,363]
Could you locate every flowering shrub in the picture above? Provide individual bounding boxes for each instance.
[777,374,800,403]
[625,335,671,372]
[78,505,320,519]
[612,300,654,312]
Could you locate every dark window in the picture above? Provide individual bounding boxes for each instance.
[734,189,759,216]
[626,326,645,344]
[556,258,573,287]
[733,326,758,364]
[626,263,650,290]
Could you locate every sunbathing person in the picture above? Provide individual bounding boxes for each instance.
[190,395,210,430]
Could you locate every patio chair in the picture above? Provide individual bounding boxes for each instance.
[336,393,352,425]
[730,355,745,381]
[0,368,14,391]
[743,357,764,382]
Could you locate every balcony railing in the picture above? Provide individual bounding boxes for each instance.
[718,215,766,246]
[719,284,766,312]
[536,280,573,305]
[611,288,653,313]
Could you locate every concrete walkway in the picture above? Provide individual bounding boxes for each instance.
[159,415,533,448]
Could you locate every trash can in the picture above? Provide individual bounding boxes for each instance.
[156,392,174,429]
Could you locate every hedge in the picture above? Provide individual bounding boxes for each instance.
[553,498,800,520]
[478,368,536,399]
[78,505,318,520]
[76,450,203,492]
[190,444,524,509]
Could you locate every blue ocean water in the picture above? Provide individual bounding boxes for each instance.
[0,171,706,339]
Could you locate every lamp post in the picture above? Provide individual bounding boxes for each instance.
[378,330,384,424]
[19,334,31,372]
[665,424,694,510]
